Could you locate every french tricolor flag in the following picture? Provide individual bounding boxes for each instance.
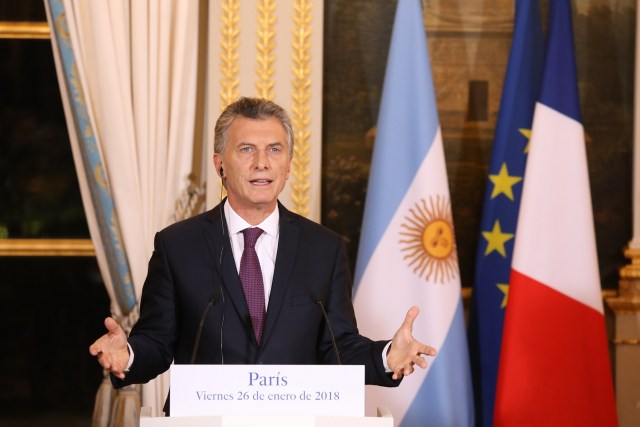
[494,1,618,425]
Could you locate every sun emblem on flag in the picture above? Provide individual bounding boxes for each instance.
[399,195,458,284]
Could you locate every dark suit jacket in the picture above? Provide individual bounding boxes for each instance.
[113,201,399,405]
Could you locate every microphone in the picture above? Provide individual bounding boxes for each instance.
[310,291,341,365]
[190,289,223,364]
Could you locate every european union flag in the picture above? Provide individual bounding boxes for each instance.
[467,1,544,426]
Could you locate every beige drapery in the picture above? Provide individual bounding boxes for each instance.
[46,0,204,422]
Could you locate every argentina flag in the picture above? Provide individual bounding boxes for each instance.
[353,0,474,425]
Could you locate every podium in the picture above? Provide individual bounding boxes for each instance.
[152,364,390,426]
[140,406,394,427]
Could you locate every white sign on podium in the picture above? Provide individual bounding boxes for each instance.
[170,364,364,417]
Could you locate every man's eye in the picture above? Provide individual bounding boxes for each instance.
[269,147,281,153]
[241,147,252,152]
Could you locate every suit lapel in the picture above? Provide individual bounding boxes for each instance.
[201,202,252,335]
[203,201,301,348]
[261,203,300,347]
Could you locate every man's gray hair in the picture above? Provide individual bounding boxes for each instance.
[214,97,294,158]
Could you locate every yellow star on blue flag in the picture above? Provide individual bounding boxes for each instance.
[482,220,514,258]
[489,163,523,201]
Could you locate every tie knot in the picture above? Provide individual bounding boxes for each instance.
[242,227,263,249]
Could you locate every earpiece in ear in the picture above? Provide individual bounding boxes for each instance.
[219,167,224,177]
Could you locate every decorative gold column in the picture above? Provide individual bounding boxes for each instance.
[219,0,240,109]
[607,249,640,426]
[255,0,276,100]
[290,0,312,217]
[615,249,640,311]
[606,2,640,424]
[609,1,640,416]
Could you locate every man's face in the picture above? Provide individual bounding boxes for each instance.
[214,116,291,214]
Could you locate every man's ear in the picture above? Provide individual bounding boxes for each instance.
[213,153,223,177]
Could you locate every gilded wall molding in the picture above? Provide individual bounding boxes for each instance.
[0,23,91,258]
[606,294,640,314]
[612,338,640,346]
[609,247,640,313]
[255,0,276,99]
[219,0,240,109]
[290,0,312,217]
[0,22,50,39]
[619,247,640,279]
[0,239,95,256]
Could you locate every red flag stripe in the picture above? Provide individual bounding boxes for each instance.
[495,269,617,426]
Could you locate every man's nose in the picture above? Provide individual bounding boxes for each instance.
[254,149,269,169]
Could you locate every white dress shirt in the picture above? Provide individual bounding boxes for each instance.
[224,201,279,308]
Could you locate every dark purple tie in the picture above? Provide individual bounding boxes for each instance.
[240,227,266,344]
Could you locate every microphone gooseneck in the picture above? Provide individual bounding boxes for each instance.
[190,289,222,364]
[311,291,341,365]
[218,288,225,364]
[218,202,228,364]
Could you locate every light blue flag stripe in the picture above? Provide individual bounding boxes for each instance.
[404,300,474,427]
[354,0,439,287]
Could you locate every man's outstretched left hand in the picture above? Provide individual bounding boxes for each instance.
[386,306,437,380]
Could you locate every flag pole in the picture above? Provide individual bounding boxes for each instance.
[630,0,640,250]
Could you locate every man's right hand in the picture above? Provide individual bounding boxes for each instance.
[89,317,130,379]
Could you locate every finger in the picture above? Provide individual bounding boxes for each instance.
[96,352,111,370]
[89,334,108,356]
[104,317,123,335]
[419,345,437,357]
[98,353,126,379]
[401,306,420,330]
[414,355,428,370]
[403,365,415,377]
[412,342,437,357]
[426,346,437,356]
[89,340,101,356]
[90,318,118,356]
[109,361,126,378]
[392,366,406,380]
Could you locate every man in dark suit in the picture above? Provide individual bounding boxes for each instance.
[90,97,436,409]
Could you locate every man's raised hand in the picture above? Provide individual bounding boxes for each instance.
[386,306,437,380]
[89,317,130,379]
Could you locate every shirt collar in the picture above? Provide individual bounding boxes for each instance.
[224,201,280,238]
